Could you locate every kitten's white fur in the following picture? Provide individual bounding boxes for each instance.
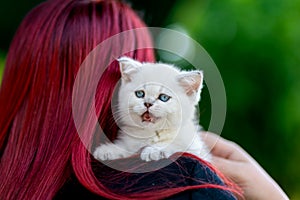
[93,57,211,162]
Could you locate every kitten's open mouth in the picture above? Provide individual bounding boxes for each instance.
[141,111,157,123]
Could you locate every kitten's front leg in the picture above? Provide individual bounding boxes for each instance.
[140,145,175,162]
[93,143,134,161]
[141,131,177,162]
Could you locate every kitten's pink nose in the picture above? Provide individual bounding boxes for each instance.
[144,102,153,108]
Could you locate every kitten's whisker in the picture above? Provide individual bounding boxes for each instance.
[112,113,132,123]
[112,107,135,112]
[112,111,129,116]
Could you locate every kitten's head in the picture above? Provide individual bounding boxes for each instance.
[115,57,203,134]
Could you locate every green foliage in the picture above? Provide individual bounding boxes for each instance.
[0,52,5,85]
[166,0,300,198]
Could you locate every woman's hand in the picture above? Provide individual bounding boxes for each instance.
[203,132,289,200]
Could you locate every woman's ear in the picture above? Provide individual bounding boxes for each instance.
[118,57,142,82]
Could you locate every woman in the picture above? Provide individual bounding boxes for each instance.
[0,0,240,199]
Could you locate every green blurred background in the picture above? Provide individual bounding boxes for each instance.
[1,0,299,198]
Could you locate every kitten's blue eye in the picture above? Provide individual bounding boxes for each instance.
[135,90,145,98]
[158,94,171,102]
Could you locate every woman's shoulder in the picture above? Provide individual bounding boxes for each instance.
[165,156,237,200]
[55,156,237,200]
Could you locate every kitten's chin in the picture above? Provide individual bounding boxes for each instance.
[141,111,159,124]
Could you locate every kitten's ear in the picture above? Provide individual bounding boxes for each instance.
[118,56,142,82]
[177,70,203,100]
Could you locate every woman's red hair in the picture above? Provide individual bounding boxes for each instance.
[0,0,242,199]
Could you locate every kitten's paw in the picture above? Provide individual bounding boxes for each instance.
[140,146,172,162]
[93,145,122,161]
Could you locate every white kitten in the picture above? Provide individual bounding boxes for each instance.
[93,57,211,162]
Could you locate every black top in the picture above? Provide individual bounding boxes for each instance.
[55,157,237,200]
